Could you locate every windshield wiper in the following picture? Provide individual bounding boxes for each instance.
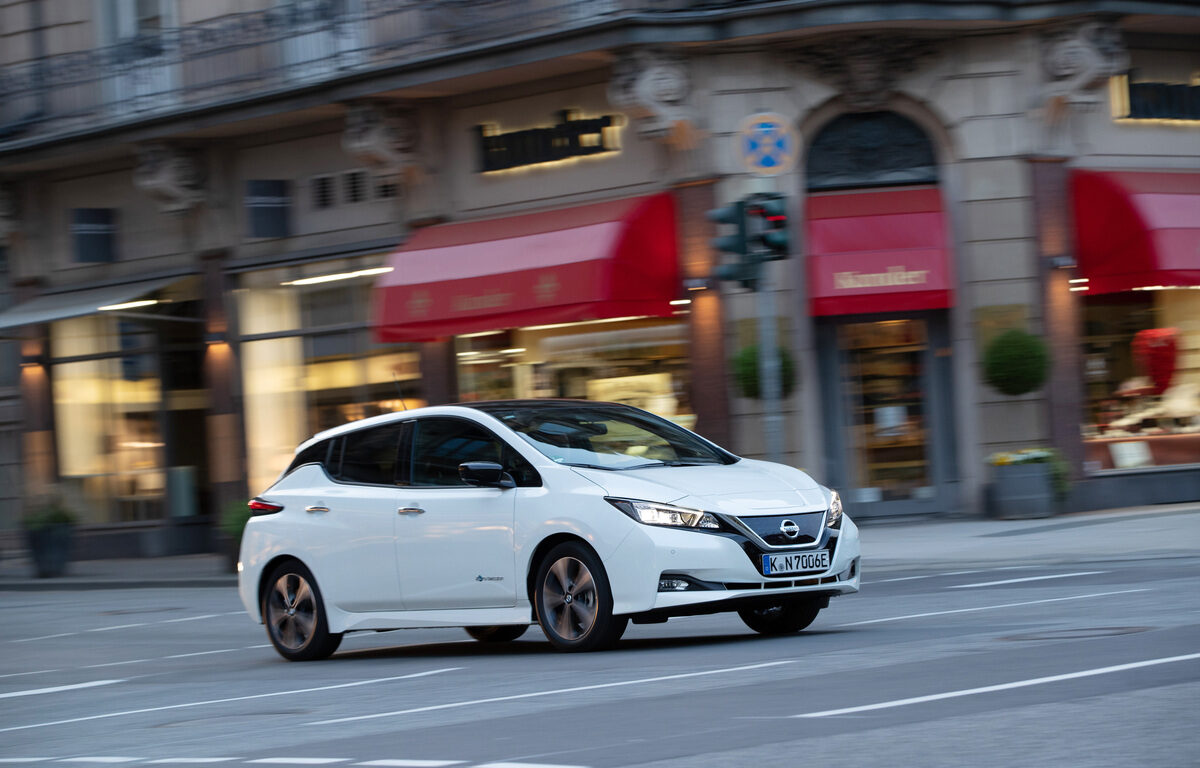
[622,459,723,469]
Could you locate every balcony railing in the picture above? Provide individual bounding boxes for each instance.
[0,0,708,147]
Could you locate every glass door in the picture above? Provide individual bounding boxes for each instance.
[840,319,931,503]
[819,313,956,517]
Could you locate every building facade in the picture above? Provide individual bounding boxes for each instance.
[0,1,1197,555]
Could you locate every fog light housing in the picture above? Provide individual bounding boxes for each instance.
[658,578,690,592]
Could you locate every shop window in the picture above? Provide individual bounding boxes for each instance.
[71,208,118,263]
[1081,294,1200,470]
[312,175,335,210]
[337,423,402,485]
[245,180,291,238]
[376,178,399,200]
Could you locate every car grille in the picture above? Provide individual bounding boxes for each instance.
[732,510,825,546]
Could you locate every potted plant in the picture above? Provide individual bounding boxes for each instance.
[732,345,797,400]
[983,329,1049,397]
[22,496,77,578]
[218,499,251,572]
[988,448,1069,519]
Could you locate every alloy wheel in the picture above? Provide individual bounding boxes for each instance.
[267,572,317,651]
[541,556,598,641]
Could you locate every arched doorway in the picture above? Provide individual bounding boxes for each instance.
[807,111,958,517]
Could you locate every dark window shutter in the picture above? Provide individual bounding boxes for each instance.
[71,208,118,263]
[245,180,291,238]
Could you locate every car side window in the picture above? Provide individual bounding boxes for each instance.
[286,438,331,476]
[410,418,538,487]
[336,424,403,485]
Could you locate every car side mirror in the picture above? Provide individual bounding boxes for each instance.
[459,461,516,489]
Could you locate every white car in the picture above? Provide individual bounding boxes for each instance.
[238,400,860,659]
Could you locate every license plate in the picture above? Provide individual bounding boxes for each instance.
[762,550,830,575]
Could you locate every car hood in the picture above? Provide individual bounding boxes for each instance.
[570,458,829,516]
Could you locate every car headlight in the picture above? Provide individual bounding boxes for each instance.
[826,489,843,529]
[606,498,721,530]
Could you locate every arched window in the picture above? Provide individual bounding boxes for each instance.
[806,112,937,191]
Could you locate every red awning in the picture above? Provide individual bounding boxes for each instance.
[1072,170,1200,294]
[374,194,678,342]
[807,187,954,315]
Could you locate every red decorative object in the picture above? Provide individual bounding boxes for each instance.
[1132,328,1179,396]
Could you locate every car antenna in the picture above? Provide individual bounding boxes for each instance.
[392,372,410,411]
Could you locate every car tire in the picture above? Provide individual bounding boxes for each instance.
[738,599,822,635]
[535,542,627,652]
[465,625,529,642]
[262,560,343,661]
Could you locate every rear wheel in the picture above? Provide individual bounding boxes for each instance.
[262,560,342,661]
[465,625,528,642]
[535,542,627,652]
[738,600,822,635]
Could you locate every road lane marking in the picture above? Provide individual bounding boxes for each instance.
[83,659,155,669]
[353,761,465,767]
[0,759,52,763]
[948,571,1105,589]
[87,623,150,633]
[838,588,1149,626]
[0,668,58,678]
[793,651,1200,718]
[0,667,460,733]
[59,759,142,764]
[248,760,351,765]
[9,611,247,643]
[0,679,124,699]
[866,570,984,584]
[11,632,75,643]
[145,760,242,764]
[163,649,242,659]
[476,764,589,768]
[311,660,796,726]
[353,762,465,767]
[162,614,220,623]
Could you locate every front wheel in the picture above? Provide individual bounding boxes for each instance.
[262,560,343,661]
[535,542,627,652]
[738,600,822,635]
[465,625,528,643]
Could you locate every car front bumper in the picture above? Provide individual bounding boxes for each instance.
[605,515,861,617]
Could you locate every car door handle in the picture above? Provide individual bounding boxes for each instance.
[305,505,330,514]
[398,507,425,515]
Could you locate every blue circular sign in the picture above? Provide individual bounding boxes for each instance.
[738,113,798,177]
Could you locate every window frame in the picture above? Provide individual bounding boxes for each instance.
[402,416,541,489]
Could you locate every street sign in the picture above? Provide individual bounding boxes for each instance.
[737,113,798,177]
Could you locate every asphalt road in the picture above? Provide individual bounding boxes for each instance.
[2,558,1198,767]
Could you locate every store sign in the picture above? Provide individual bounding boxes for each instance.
[833,266,930,290]
[475,110,620,172]
[809,249,952,315]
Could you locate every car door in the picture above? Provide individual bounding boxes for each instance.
[306,423,406,613]
[393,416,518,609]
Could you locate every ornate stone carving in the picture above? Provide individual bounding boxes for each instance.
[1034,21,1128,154]
[0,183,19,242]
[608,48,697,147]
[132,144,206,214]
[341,101,420,179]
[794,36,938,112]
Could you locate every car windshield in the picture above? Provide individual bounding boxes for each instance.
[472,403,737,470]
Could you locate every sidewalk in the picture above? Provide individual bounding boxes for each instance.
[2,503,1197,591]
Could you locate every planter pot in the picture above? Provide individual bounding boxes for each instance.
[990,463,1057,519]
[25,524,75,578]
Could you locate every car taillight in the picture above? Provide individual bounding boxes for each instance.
[248,498,284,516]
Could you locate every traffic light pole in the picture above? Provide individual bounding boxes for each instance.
[756,277,785,465]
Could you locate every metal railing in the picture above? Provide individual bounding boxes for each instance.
[0,0,708,147]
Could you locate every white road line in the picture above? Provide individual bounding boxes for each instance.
[311,660,795,726]
[476,764,589,768]
[162,614,220,623]
[948,571,1105,589]
[0,667,460,733]
[866,570,984,584]
[11,632,75,643]
[144,760,242,764]
[794,651,1200,718]
[0,759,52,763]
[59,759,142,764]
[87,623,149,633]
[248,760,351,765]
[83,659,155,669]
[163,649,242,659]
[0,668,58,678]
[352,762,464,767]
[839,588,1149,627]
[0,679,124,700]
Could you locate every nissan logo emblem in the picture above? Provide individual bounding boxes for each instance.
[779,519,801,539]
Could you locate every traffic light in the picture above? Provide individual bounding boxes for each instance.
[745,193,789,260]
[707,199,760,290]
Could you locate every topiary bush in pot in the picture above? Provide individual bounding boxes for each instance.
[983,329,1049,396]
[732,345,797,400]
